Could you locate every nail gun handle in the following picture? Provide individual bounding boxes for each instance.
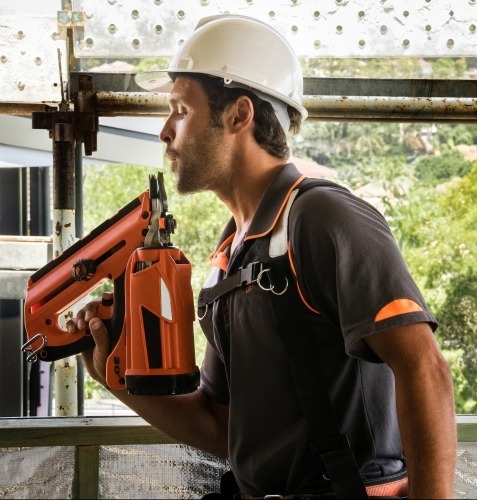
[95,271,127,352]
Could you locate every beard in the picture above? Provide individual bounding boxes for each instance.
[166,125,231,195]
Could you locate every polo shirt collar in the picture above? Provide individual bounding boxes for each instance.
[245,163,305,242]
[215,163,305,249]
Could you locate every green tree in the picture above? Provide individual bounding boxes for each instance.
[382,163,477,412]
[134,57,172,72]
[415,149,473,183]
[428,58,467,79]
[438,272,477,413]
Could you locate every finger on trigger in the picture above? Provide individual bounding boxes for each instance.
[66,318,77,334]
[77,316,90,330]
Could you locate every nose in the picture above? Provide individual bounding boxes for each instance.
[159,114,175,144]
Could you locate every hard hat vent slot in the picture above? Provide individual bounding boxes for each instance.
[177,56,194,70]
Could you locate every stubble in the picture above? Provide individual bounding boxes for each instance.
[167,125,232,196]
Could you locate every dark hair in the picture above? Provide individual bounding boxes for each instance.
[199,81,302,160]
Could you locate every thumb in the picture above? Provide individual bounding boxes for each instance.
[83,318,111,387]
[89,318,111,355]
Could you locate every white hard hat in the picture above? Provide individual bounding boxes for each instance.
[135,15,307,122]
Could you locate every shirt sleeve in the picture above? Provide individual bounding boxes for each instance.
[200,341,230,405]
[289,185,438,363]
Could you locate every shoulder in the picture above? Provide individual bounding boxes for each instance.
[289,182,389,240]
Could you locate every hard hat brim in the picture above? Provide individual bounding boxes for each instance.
[135,70,308,120]
[135,71,173,93]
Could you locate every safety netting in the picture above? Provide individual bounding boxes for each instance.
[0,443,475,498]
[98,445,228,499]
[0,444,227,499]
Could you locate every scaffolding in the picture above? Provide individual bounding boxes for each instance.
[0,0,476,497]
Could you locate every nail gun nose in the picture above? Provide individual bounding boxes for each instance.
[72,259,97,281]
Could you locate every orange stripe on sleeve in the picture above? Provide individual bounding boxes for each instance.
[375,299,423,322]
[287,242,320,315]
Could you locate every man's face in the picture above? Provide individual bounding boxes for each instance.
[160,77,231,195]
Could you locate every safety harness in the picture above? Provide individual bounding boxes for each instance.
[198,178,373,499]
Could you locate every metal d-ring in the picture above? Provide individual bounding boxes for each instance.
[271,277,288,295]
[257,268,274,291]
[21,333,48,363]
[198,304,208,321]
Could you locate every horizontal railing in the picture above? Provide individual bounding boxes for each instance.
[1,414,474,447]
[1,415,475,499]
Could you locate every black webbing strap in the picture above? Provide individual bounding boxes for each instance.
[198,179,350,315]
[269,258,368,499]
[198,261,263,311]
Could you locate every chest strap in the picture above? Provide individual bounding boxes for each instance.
[198,261,265,315]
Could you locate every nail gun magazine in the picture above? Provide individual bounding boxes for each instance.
[22,173,199,395]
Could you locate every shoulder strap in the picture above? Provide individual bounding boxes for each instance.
[268,179,367,498]
[269,177,350,258]
[268,259,368,499]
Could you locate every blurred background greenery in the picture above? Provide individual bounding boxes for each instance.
[83,55,477,413]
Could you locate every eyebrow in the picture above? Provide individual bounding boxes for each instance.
[169,97,184,106]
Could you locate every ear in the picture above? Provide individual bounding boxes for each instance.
[224,96,254,134]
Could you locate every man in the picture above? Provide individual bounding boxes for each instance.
[68,15,456,499]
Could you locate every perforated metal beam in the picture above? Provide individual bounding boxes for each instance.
[70,0,477,58]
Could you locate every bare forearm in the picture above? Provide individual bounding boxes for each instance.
[69,313,229,460]
[395,358,456,499]
[110,388,229,459]
[364,323,457,499]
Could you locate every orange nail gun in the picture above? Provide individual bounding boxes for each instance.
[22,173,199,395]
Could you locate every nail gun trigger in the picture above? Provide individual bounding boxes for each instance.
[101,293,114,307]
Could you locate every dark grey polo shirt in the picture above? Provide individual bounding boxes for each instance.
[199,163,437,496]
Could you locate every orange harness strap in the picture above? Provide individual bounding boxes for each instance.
[366,476,407,497]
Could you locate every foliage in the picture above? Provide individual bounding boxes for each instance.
[133,57,171,72]
[84,373,111,400]
[433,124,476,149]
[415,149,473,183]
[380,163,477,412]
[301,57,423,79]
[438,272,477,410]
[80,57,142,71]
[428,58,467,79]
[442,349,477,414]
[300,56,468,79]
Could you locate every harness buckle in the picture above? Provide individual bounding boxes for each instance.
[239,262,261,286]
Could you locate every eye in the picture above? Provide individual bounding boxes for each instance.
[177,107,187,118]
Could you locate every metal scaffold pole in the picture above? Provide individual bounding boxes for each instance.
[52,105,78,417]
[53,13,78,415]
